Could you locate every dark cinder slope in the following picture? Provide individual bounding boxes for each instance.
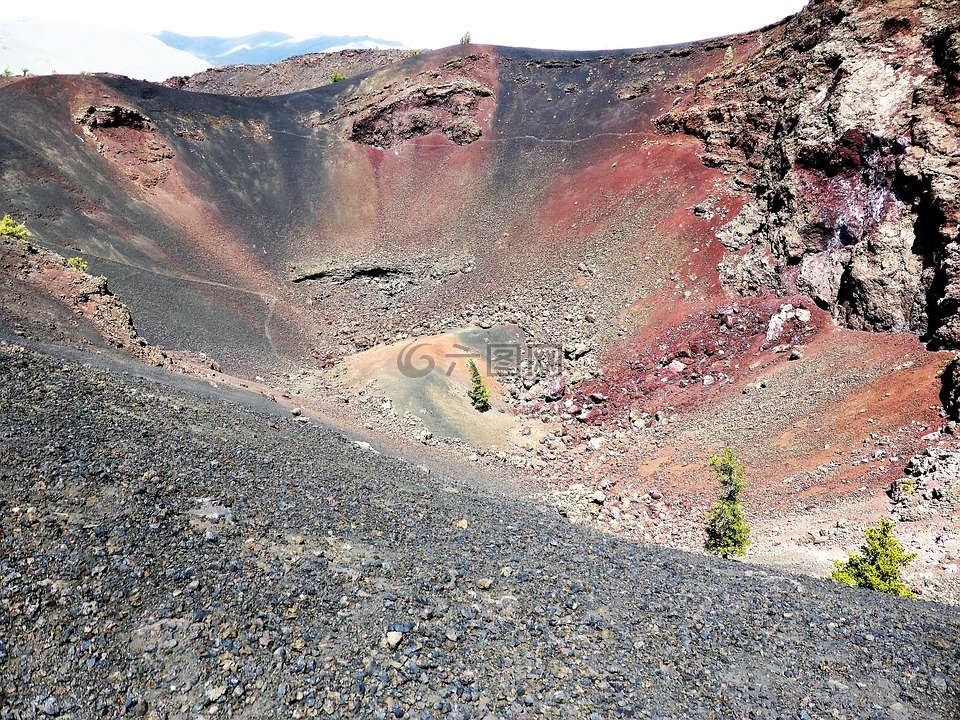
[1,345,958,718]
[0,41,721,375]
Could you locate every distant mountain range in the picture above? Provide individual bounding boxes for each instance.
[0,19,406,82]
[154,31,407,67]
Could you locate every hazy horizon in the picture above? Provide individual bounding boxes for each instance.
[4,0,808,53]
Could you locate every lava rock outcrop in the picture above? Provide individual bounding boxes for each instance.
[74,104,152,130]
[348,80,491,147]
[656,0,960,348]
[75,102,174,189]
[942,355,960,420]
[303,54,494,148]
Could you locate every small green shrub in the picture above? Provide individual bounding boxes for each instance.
[460,31,471,45]
[330,71,347,83]
[466,359,490,411]
[832,518,916,597]
[66,256,89,273]
[0,214,30,240]
[888,477,918,504]
[1,66,12,78]
[704,448,750,558]
[409,49,422,57]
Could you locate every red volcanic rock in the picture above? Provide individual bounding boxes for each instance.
[303,55,495,149]
[347,81,492,148]
[544,375,567,402]
[75,103,174,189]
[575,296,824,419]
[577,408,602,424]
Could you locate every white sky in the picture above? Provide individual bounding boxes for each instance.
[6,0,809,50]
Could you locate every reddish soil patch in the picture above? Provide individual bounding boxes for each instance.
[568,295,825,425]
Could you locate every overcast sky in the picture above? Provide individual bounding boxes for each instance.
[6,0,809,50]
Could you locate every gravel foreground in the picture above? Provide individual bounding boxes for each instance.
[1,345,958,720]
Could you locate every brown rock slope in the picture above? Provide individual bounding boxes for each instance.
[163,48,410,96]
[0,231,221,375]
[0,0,958,596]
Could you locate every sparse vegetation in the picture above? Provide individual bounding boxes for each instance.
[0,214,31,240]
[409,49,422,57]
[460,31,471,45]
[703,448,750,558]
[66,256,89,273]
[898,477,916,495]
[466,359,490,411]
[330,71,347,83]
[887,476,919,505]
[832,519,916,597]
[1,66,12,78]
[723,46,734,64]
[21,68,30,77]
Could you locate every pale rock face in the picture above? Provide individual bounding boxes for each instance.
[667,359,687,373]
[839,211,925,332]
[766,303,813,342]
[715,203,764,251]
[834,56,925,137]
[719,245,781,296]
[798,249,850,308]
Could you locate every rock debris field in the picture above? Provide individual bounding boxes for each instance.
[1,345,958,719]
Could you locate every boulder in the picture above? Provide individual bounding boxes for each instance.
[941,356,960,420]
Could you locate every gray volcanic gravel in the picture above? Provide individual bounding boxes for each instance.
[1,345,958,719]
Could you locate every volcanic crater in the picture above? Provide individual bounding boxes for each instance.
[1,0,960,716]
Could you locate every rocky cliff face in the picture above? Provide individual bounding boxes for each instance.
[656,0,960,348]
